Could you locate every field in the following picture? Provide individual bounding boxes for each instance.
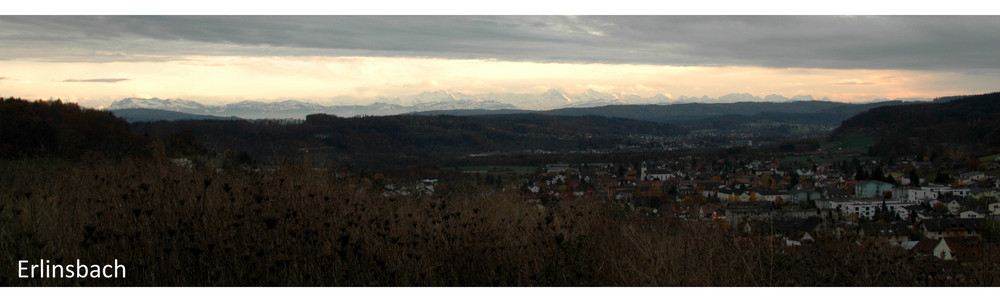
[822,133,879,153]
[781,156,866,165]
[441,166,540,175]
[979,153,1000,162]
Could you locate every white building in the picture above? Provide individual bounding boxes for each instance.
[825,199,911,220]
[907,186,970,203]
[645,169,674,181]
[907,188,938,203]
[960,211,985,219]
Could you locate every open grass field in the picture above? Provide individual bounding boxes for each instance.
[441,166,540,175]
[979,153,1000,162]
[781,156,866,165]
[822,133,879,153]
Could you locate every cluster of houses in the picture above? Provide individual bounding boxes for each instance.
[519,157,1000,263]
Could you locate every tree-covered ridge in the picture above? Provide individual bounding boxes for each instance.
[131,114,688,166]
[542,100,903,124]
[308,113,688,135]
[111,108,241,122]
[832,92,1000,157]
[412,100,909,129]
[0,97,148,159]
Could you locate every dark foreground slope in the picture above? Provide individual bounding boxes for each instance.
[832,92,1000,158]
[3,159,996,286]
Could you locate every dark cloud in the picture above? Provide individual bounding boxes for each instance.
[63,78,130,83]
[2,16,999,72]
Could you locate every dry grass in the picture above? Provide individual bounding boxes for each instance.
[1,158,997,286]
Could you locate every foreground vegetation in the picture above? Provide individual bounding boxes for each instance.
[2,158,998,286]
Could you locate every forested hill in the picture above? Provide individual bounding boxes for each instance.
[131,113,688,167]
[0,97,148,159]
[831,92,1000,157]
[301,113,688,142]
[547,101,843,122]
[111,108,241,122]
[416,100,910,126]
[680,101,909,129]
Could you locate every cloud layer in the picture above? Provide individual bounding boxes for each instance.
[1,16,997,107]
[2,16,1000,73]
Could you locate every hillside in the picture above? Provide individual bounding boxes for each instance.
[543,101,847,123]
[130,113,688,168]
[111,108,241,122]
[7,157,984,286]
[0,97,148,159]
[682,101,907,129]
[410,100,913,131]
[832,92,1000,158]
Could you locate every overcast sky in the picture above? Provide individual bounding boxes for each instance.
[2,14,999,107]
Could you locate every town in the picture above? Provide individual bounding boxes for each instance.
[381,149,1000,263]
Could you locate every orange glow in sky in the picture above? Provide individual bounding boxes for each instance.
[0,55,983,108]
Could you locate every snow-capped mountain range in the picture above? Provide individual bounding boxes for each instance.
[109,96,522,119]
[107,89,926,119]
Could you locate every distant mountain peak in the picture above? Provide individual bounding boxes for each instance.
[718,93,762,103]
[790,94,816,101]
[763,94,790,103]
[541,88,569,98]
[109,97,212,114]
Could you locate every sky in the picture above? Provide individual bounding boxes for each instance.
[2,6,1000,108]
